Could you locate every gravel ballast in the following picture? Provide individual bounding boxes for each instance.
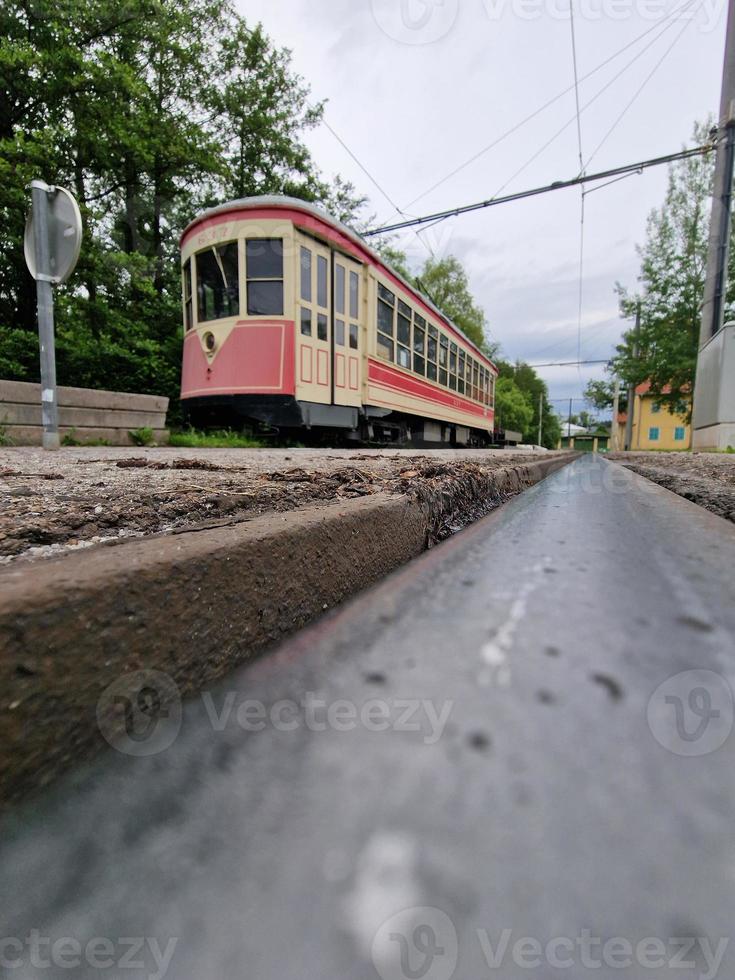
[607,451,735,523]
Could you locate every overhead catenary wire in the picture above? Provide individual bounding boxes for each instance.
[364,143,713,237]
[568,0,586,368]
[376,0,702,223]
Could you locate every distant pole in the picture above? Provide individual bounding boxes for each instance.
[698,0,735,347]
[610,377,620,451]
[30,180,60,451]
[538,392,543,446]
[567,398,573,438]
[624,302,641,451]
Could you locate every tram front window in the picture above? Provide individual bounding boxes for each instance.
[196,242,240,322]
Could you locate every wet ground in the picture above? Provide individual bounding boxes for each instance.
[0,446,552,562]
[608,451,735,523]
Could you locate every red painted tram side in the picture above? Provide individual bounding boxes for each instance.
[180,196,497,444]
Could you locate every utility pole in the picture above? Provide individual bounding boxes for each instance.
[610,377,620,452]
[567,398,573,438]
[692,0,735,448]
[624,301,641,451]
[538,392,543,447]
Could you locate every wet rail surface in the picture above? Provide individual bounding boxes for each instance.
[1,455,735,979]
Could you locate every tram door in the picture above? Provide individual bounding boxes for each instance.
[297,238,332,404]
[332,252,362,408]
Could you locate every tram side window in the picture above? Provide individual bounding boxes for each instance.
[377,283,395,362]
[473,363,479,401]
[317,256,328,309]
[427,324,438,381]
[300,247,312,302]
[246,239,283,316]
[336,265,345,315]
[439,335,448,386]
[349,323,359,350]
[196,242,239,323]
[413,313,426,375]
[350,272,360,319]
[183,260,193,331]
[396,300,411,369]
[300,307,312,336]
[458,351,465,394]
[449,342,458,391]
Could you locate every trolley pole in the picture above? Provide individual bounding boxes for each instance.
[30,181,60,451]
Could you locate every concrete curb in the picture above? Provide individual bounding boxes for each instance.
[0,452,575,805]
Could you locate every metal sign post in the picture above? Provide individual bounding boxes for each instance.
[24,180,82,450]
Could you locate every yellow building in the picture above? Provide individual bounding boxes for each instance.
[617,383,691,451]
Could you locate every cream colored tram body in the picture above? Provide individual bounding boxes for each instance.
[181,196,497,444]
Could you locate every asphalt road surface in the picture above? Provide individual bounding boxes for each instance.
[2,455,735,980]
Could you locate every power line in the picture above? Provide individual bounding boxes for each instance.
[379,0,701,222]
[529,359,610,367]
[583,12,698,171]
[364,143,713,237]
[321,119,405,217]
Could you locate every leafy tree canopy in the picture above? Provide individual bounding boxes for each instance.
[612,120,734,417]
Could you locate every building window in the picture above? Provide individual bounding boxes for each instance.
[651,403,661,414]
[196,242,240,322]
[183,259,193,330]
[246,239,283,316]
[649,427,660,441]
[675,426,686,441]
[300,247,312,302]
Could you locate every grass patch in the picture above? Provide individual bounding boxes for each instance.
[169,428,264,449]
[129,426,155,447]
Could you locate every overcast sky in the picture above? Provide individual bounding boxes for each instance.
[235,0,727,417]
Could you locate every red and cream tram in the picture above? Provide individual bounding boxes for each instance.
[180,196,497,445]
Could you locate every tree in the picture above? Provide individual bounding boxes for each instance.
[0,0,340,406]
[494,377,534,435]
[584,378,624,414]
[416,256,492,353]
[612,120,735,417]
[494,359,561,448]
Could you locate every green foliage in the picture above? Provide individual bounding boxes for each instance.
[495,360,561,448]
[169,428,263,448]
[0,0,340,406]
[584,377,627,414]
[417,256,491,352]
[612,120,734,417]
[494,377,533,436]
[129,426,155,446]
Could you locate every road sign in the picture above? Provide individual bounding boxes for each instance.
[24,180,83,450]
[24,182,82,284]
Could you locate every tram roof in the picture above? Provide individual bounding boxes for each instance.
[182,195,496,369]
